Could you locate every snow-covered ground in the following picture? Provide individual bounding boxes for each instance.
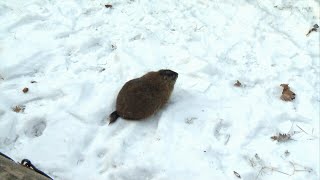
[0,0,319,179]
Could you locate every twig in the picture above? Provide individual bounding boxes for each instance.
[296,125,308,135]
[224,134,231,145]
[296,124,319,139]
[251,154,313,180]
[271,167,291,176]
[289,161,313,173]
[255,167,268,180]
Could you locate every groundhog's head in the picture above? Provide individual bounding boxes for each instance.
[157,69,178,95]
[142,69,178,89]
[158,69,178,82]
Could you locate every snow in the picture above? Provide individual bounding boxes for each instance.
[0,0,319,180]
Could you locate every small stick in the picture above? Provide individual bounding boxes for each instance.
[296,125,309,135]
[224,134,231,145]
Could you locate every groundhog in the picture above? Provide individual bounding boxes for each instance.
[109,69,178,124]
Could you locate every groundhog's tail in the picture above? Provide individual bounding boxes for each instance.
[109,111,119,125]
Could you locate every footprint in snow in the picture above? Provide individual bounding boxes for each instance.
[24,118,47,138]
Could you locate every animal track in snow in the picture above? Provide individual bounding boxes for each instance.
[214,119,231,145]
[96,148,107,159]
[184,117,197,124]
[24,118,47,138]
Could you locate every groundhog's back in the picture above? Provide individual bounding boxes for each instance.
[116,72,174,120]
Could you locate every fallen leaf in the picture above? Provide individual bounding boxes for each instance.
[234,80,242,87]
[22,87,29,93]
[280,84,295,101]
[12,105,25,113]
[105,4,112,8]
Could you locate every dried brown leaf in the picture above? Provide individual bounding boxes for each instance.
[234,80,242,87]
[105,4,112,8]
[12,105,25,113]
[22,87,29,93]
[280,84,295,101]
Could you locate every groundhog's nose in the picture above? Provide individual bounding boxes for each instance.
[172,71,178,80]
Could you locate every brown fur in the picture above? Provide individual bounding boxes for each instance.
[109,70,178,124]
